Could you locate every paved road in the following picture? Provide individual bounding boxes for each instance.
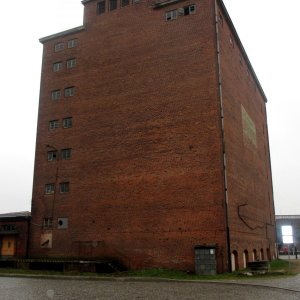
[0,277,300,300]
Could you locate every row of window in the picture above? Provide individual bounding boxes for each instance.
[53,58,76,72]
[51,87,75,100]
[54,39,77,52]
[45,182,69,194]
[166,5,196,21]
[49,118,72,130]
[47,148,72,161]
[0,224,16,232]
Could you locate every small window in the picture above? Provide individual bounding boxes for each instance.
[184,5,196,15]
[68,39,77,49]
[63,117,73,129]
[51,90,61,101]
[97,1,106,14]
[59,182,70,193]
[58,218,68,229]
[121,0,129,7]
[47,150,58,161]
[61,148,72,160]
[53,62,63,72]
[43,218,53,229]
[45,184,55,194]
[64,87,75,97]
[49,120,59,130]
[67,58,76,69]
[109,0,117,10]
[166,10,177,21]
[54,43,64,52]
[282,226,294,244]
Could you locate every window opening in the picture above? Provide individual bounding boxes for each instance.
[64,87,75,97]
[45,184,55,194]
[59,182,70,193]
[51,90,61,101]
[68,39,77,48]
[109,0,117,10]
[47,151,58,161]
[49,120,59,130]
[63,117,73,129]
[121,0,129,7]
[54,43,64,52]
[282,225,294,244]
[61,148,72,160]
[184,4,195,15]
[166,10,177,21]
[98,1,106,14]
[67,58,76,69]
[53,62,63,72]
[43,218,53,229]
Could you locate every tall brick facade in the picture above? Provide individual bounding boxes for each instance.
[29,0,276,272]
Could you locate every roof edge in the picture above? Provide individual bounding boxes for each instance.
[217,0,268,103]
[39,25,85,44]
[82,0,97,4]
[276,215,300,220]
[0,211,31,220]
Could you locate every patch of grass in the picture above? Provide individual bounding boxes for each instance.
[269,258,300,274]
[269,259,289,271]
[0,259,298,280]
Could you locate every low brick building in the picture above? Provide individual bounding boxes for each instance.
[0,212,31,259]
[29,0,276,273]
[276,215,300,254]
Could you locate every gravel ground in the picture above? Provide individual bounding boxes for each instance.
[0,277,300,300]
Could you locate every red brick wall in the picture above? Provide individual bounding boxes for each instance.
[216,1,276,269]
[30,0,229,272]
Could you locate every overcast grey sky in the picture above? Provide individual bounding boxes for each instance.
[0,0,299,215]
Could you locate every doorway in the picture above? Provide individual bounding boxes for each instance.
[0,236,16,257]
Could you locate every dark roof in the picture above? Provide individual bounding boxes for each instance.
[0,211,31,220]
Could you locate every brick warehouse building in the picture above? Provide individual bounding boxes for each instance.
[29,0,276,273]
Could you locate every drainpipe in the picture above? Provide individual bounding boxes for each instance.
[214,0,231,272]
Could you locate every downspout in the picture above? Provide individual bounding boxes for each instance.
[214,0,231,272]
[264,104,277,258]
